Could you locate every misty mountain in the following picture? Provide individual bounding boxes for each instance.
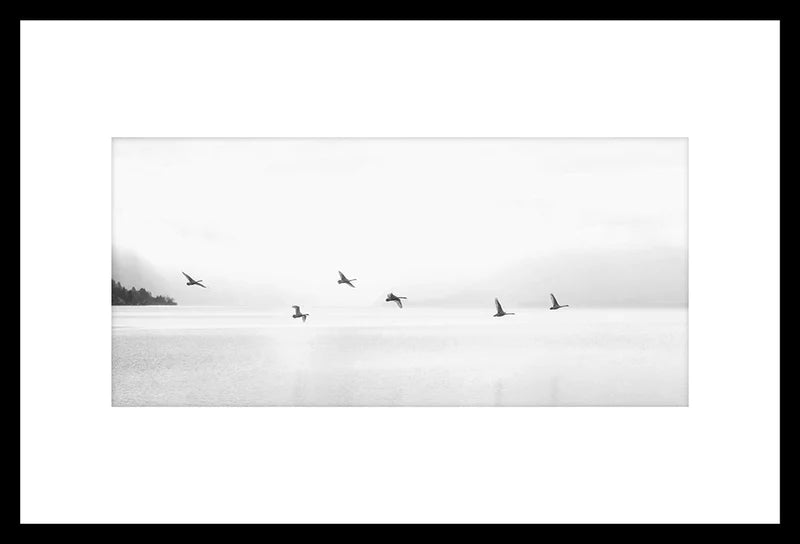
[417,246,687,308]
[112,246,291,307]
[112,247,180,303]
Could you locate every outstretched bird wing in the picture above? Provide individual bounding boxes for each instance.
[495,298,503,313]
[550,293,558,307]
[182,271,195,283]
[338,271,347,281]
[301,315,307,323]
[394,298,403,308]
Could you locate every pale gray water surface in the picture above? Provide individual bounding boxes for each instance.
[112,306,687,406]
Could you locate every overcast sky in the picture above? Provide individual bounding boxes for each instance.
[112,138,687,307]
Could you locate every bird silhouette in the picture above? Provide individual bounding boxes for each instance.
[385,292,407,308]
[549,293,569,310]
[291,305,309,323]
[493,298,515,317]
[182,271,206,288]
[337,270,357,288]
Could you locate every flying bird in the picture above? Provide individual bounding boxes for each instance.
[337,270,357,288]
[549,293,569,310]
[493,298,515,317]
[291,305,309,323]
[182,271,206,288]
[385,292,407,308]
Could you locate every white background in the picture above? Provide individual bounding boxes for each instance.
[20,21,779,523]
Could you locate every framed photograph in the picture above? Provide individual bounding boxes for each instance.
[20,20,780,524]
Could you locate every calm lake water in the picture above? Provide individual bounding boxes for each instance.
[112,306,687,406]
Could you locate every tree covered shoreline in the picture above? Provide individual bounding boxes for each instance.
[112,279,177,306]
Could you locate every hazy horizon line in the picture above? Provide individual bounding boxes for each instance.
[112,303,687,310]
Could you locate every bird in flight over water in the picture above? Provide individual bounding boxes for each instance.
[182,271,206,288]
[385,292,407,308]
[493,298,515,317]
[549,293,569,310]
[291,305,309,323]
[337,270,357,288]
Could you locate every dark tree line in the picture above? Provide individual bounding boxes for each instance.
[112,279,176,306]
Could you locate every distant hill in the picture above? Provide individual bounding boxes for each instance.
[112,279,176,306]
[415,246,687,308]
[112,246,291,307]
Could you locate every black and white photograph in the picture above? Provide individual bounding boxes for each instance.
[21,19,779,524]
[112,138,688,406]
